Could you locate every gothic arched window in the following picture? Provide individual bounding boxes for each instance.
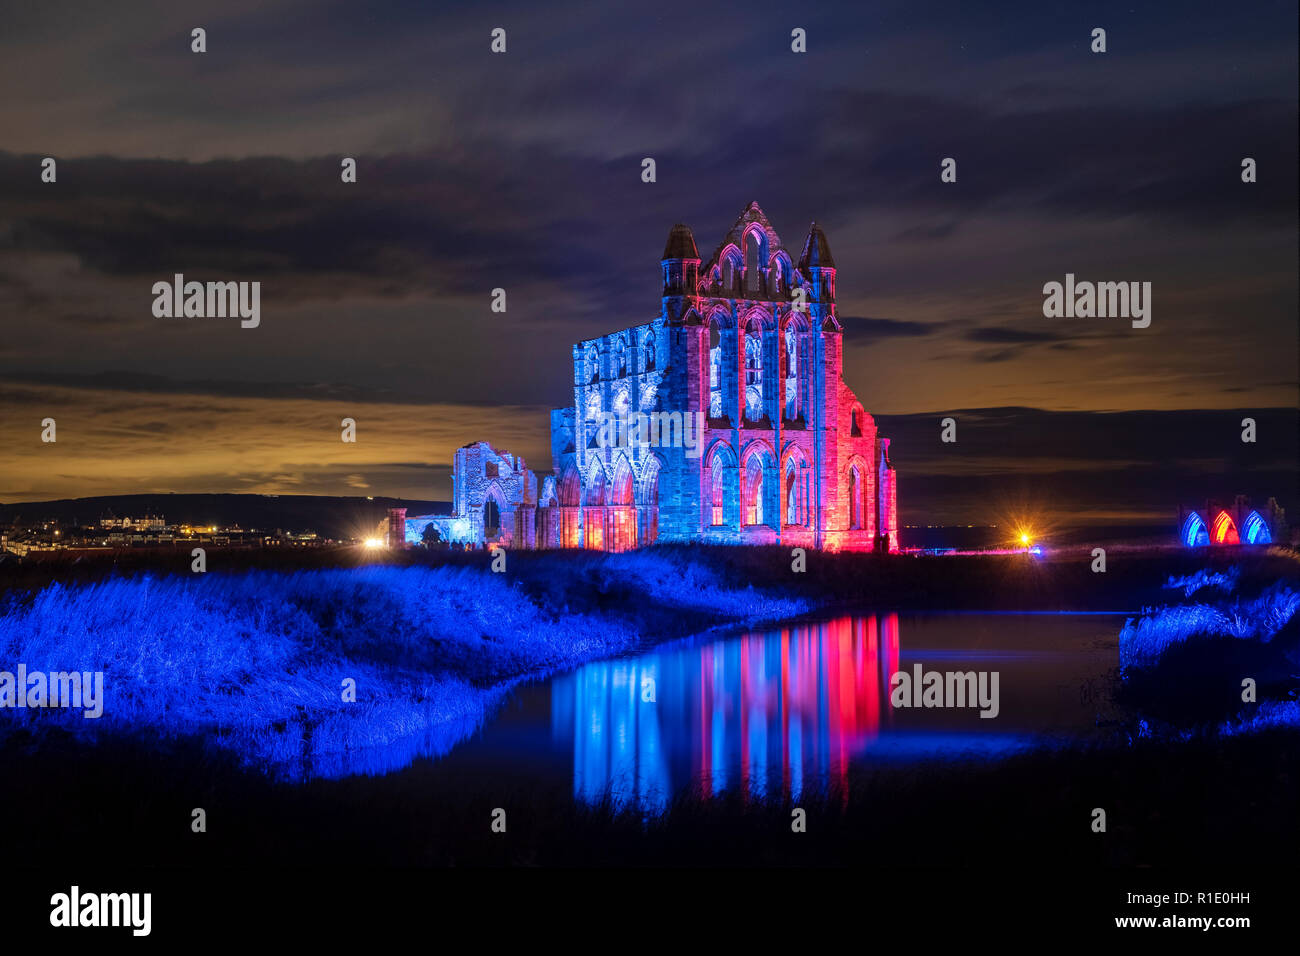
[710,452,727,526]
[785,461,798,525]
[744,456,764,526]
[848,466,863,529]
[784,325,799,420]
[709,321,723,419]
[484,498,501,538]
[744,322,763,422]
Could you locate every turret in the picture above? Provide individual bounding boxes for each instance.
[661,223,700,323]
[799,222,837,301]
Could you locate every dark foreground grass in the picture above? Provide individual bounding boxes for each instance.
[7,540,1299,612]
[1,721,1294,867]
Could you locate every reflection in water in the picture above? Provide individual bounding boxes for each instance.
[551,616,905,812]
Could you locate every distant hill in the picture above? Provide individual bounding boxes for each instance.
[0,494,449,539]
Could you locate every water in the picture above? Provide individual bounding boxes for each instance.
[432,613,1125,813]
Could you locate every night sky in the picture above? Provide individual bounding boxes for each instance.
[1,0,1296,528]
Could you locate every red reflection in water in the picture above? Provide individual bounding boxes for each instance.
[558,614,902,811]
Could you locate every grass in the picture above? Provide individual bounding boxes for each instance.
[0,558,808,779]
[1117,556,1300,729]
[1118,582,1300,673]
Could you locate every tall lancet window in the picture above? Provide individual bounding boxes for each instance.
[745,232,762,295]
[708,322,722,419]
[785,460,799,526]
[744,456,764,526]
[744,321,763,422]
[710,451,727,526]
[849,465,863,529]
[722,253,741,293]
[784,325,798,420]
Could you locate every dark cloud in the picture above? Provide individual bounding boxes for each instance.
[840,316,941,343]
[874,406,1299,526]
[965,329,1066,345]
[0,0,1293,520]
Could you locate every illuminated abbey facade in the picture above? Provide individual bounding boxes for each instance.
[409,202,898,552]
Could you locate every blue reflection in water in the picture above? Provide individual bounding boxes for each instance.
[549,614,1034,812]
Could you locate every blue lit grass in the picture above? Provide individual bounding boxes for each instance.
[1118,561,1300,730]
[1119,581,1300,673]
[0,562,807,779]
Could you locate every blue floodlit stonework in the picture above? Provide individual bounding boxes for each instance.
[409,202,898,552]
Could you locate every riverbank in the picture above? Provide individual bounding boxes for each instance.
[6,540,1297,611]
[0,555,811,778]
[1,546,1297,865]
[2,546,1296,778]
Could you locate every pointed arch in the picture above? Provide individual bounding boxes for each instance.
[637,453,664,506]
[605,455,636,551]
[780,310,810,423]
[772,250,793,286]
[705,439,738,527]
[708,310,728,420]
[539,475,558,510]
[743,455,765,526]
[844,456,872,531]
[482,481,508,541]
[585,466,606,507]
[720,245,743,293]
[781,445,810,527]
[1242,510,1271,544]
[742,223,775,297]
[849,401,867,437]
[743,314,766,423]
[739,304,776,331]
[609,456,634,505]
[558,465,581,507]
[556,465,582,547]
[1211,511,1239,545]
[1180,512,1208,547]
[614,336,628,377]
[784,458,799,526]
[637,453,663,546]
[611,384,630,419]
[740,440,777,529]
[705,304,736,331]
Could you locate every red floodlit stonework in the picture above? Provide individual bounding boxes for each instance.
[409,202,898,553]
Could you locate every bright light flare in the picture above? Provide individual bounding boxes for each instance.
[364,538,384,549]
